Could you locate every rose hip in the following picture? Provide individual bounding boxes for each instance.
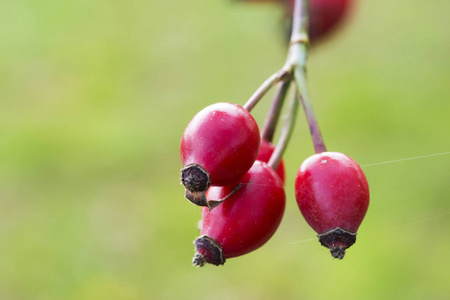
[180,103,260,207]
[295,152,369,259]
[193,161,286,266]
[309,0,351,42]
[285,0,352,43]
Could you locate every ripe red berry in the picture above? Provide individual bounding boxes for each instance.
[295,152,369,259]
[180,103,260,207]
[257,139,286,183]
[285,0,352,43]
[193,161,286,266]
[235,0,352,43]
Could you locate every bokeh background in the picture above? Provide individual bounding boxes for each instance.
[1,0,450,299]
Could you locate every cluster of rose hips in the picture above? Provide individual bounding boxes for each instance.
[179,0,369,267]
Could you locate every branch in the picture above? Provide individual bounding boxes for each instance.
[289,0,327,153]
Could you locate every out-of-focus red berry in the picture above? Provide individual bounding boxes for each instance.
[237,0,352,43]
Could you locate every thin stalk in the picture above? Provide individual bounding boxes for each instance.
[261,80,291,143]
[291,0,309,47]
[267,88,299,170]
[243,68,290,112]
[294,68,326,153]
[290,0,327,153]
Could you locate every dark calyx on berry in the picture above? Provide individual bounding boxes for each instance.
[318,227,357,260]
[180,164,211,207]
[192,235,225,267]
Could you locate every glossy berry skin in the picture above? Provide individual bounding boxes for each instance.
[256,139,286,183]
[193,161,285,266]
[180,103,260,206]
[286,0,352,43]
[295,152,369,259]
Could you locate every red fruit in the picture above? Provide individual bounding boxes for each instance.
[295,152,369,259]
[193,161,286,266]
[286,0,352,43]
[180,103,260,207]
[236,0,351,43]
[256,139,286,183]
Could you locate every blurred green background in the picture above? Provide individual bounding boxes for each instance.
[1,0,450,299]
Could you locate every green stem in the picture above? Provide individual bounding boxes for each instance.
[267,88,298,170]
[243,68,290,112]
[289,0,327,153]
[294,68,326,153]
[261,80,291,143]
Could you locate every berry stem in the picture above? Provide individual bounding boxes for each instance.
[243,68,291,112]
[295,68,327,153]
[288,0,327,153]
[267,87,298,170]
[261,80,291,143]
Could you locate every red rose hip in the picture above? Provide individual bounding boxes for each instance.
[295,152,369,259]
[236,0,352,43]
[286,0,352,43]
[193,161,286,266]
[180,103,260,207]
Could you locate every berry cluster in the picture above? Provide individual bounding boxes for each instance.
[180,0,369,267]
[181,103,287,266]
